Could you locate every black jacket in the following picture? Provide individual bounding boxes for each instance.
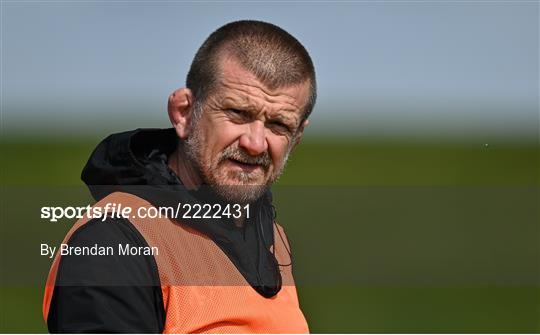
[47,128,283,333]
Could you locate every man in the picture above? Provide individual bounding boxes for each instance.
[43,20,316,333]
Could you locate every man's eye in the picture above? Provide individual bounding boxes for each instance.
[226,109,249,122]
[228,109,245,115]
[268,121,291,133]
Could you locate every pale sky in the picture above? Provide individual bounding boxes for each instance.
[2,1,538,138]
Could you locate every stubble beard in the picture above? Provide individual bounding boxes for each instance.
[184,122,293,205]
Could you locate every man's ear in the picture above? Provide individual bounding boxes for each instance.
[292,119,309,148]
[168,88,194,139]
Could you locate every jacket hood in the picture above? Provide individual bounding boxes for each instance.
[81,128,282,297]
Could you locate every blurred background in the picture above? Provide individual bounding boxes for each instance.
[1,1,539,333]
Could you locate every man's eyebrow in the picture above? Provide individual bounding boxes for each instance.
[221,96,251,108]
[221,96,300,123]
[268,113,298,126]
[221,98,261,115]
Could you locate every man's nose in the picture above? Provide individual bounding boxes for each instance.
[239,121,268,156]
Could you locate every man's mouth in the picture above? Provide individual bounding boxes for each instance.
[227,158,264,172]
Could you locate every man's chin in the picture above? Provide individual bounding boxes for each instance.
[210,183,269,205]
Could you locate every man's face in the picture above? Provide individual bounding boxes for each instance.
[185,55,310,204]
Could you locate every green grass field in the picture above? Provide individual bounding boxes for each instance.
[1,136,538,333]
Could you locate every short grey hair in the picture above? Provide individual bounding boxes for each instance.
[186,20,317,126]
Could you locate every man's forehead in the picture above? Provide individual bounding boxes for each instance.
[214,55,310,112]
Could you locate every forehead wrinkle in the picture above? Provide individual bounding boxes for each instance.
[220,95,299,126]
[215,53,310,112]
[228,79,298,101]
[220,80,303,114]
[217,58,293,98]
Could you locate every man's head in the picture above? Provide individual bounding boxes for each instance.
[168,20,317,203]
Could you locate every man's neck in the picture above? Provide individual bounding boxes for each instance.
[167,146,202,190]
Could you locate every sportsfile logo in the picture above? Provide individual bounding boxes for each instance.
[40,202,251,222]
[41,203,134,222]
